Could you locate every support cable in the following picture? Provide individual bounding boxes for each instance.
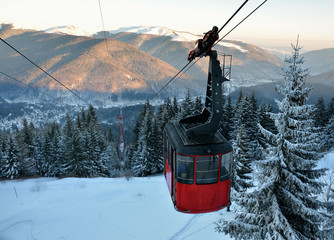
[150,0,251,100]
[151,0,268,99]
[214,0,268,47]
[0,38,89,105]
[150,60,193,100]
[217,0,249,34]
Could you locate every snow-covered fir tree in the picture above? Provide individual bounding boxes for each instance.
[231,124,253,194]
[133,100,156,176]
[258,101,277,158]
[217,40,328,239]
[324,115,334,151]
[249,92,260,159]
[220,96,234,141]
[147,117,163,174]
[193,95,203,114]
[2,136,20,179]
[179,89,193,119]
[313,97,328,128]
[327,97,334,120]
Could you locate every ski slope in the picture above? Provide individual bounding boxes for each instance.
[1,151,333,240]
[0,175,234,240]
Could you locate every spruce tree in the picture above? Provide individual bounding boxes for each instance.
[327,97,334,120]
[172,96,179,117]
[2,136,20,179]
[42,130,55,176]
[324,115,334,151]
[61,113,75,176]
[179,89,193,118]
[133,100,153,176]
[258,101,277,160]
[147,118,163,174]
[231,124,253,193]
[220,96,234,141]
[217,40,328,239]
[193,95,203,114]
[313,97,327,128]
[0,133,6,178]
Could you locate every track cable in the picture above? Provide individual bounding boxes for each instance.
[151,0,268,99]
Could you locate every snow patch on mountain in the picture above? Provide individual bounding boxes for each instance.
[218,42,248,53]
[43,25,90,36]
[109,26,249,53]
[109,25,200,42]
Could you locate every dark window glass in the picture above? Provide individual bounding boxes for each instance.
[220,151,232,181]
[196,155,219,184]
[176,155,194,184]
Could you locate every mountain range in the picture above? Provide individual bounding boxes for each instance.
[0,24,333,104]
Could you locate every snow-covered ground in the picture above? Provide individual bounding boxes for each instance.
[0,176,234,240]
[318,151,334,170]
[1,151,333,240]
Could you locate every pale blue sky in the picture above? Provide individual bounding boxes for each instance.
[1,0,333,51]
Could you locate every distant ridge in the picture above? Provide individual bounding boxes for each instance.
[0,25,187,96]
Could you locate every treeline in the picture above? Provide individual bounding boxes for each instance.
[0,105,119,179]
[0,90,333,180]
[0,94,202,179]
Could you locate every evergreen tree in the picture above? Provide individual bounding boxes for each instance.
[134,101,151,146]
[236,89,243,108]
[43,123,62,177]
[231,124,253,194]
[258,102,277,154]
[147,118,164,174]
[133,100,153,176]
[133,100,163,176]
[172,96,179,117]
[0,133,6,178]
[69,129,88,177]
[249,92,260,160]
[22,118,35,158]
[218,40,328,239]
[159,97,174,133]
[235,96,252,135]
[220,96,234,141]
[42,130,55,176]
[2,136,20,179]
[327,97,334,120]
[179,89,193,118]
[313,97,328,128]
[193,95,203,114]
[324,115,334,151]
[106,127,114,143]
[61,113,75,175]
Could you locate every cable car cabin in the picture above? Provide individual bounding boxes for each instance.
[163,123,232,213]
[163,51,233,213]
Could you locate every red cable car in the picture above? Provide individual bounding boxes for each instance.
[163,51,233,213]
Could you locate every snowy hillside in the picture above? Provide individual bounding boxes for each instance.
[0,176,234,240]
[1,151,333,240]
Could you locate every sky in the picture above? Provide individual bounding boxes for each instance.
[1,0,333,52]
